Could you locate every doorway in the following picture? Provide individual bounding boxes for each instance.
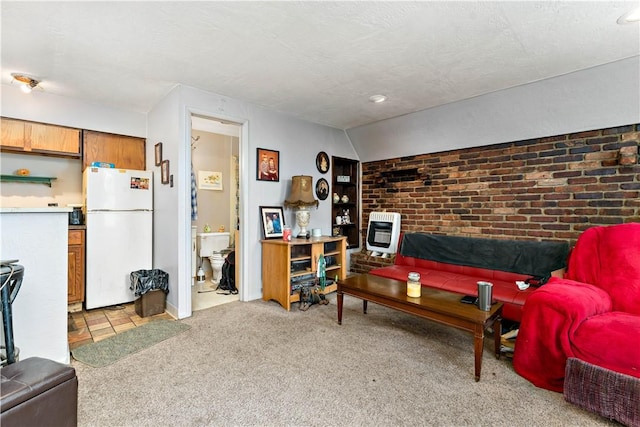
[190,114,242,312]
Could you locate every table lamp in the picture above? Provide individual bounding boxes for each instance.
[284,175,318,238]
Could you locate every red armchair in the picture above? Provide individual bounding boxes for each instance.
[513,223,640,393]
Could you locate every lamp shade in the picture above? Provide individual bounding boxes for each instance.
[284,175,318,208]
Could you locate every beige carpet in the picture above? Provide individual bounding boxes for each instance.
[72,295,616,426]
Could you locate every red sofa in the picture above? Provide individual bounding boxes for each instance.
[369,232,569,322]
[513,223,640,394]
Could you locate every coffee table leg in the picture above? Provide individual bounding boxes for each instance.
[363,300,368,314]
[494,316,502,359]
[474,325,484,382]
[337,291,343,325]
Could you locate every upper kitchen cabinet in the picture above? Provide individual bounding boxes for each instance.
[0,117,81,158]
[82,130,146,171]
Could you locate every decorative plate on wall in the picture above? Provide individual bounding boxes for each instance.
[316,151,329,174]
[315,178,329,200]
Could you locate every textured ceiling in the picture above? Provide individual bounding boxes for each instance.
[2,1,639,130]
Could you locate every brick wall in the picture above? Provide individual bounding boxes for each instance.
[360,124,640,250]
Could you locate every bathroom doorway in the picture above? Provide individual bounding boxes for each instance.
[190,114,241,311]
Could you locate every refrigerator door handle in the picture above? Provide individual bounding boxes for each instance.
[88,209,153,212]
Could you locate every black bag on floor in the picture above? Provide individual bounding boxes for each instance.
[216,251,237,295]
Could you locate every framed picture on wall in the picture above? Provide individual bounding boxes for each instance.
[315,178,329,200]
[155,142,163,166]
[256,148,280,182]
[259,206,285,239]
[198,171,223,191]
[316,151,329,174]
[161,160,170,184]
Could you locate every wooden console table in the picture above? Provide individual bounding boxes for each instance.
[262,236,347,311]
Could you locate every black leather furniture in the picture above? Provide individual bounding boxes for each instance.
[1,357,78,427]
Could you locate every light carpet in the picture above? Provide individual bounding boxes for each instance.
[72,295,616,426]
[71,319,191,368]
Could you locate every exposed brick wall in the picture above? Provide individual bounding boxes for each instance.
[360,124,640,248]
[350,252,395,274]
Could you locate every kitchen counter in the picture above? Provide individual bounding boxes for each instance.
[0,208,70,364]
[68,224,86,230]
[0,207,73,213]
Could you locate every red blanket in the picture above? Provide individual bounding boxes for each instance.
[513,223,640,392]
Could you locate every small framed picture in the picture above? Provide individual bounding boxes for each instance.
[257,148,280,182]
[155,142,163,166]
[198,171,223,191]
[316,178,329,200]
[161,160,170,184]
[260,206,285,239]
[316,151,329,174]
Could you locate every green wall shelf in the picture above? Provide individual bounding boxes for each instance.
[0,175,57,187]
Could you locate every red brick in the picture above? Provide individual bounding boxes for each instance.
[360,123,638,251]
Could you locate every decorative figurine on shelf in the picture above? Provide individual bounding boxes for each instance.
[218,225,225,232]
[342,209,350,224]
[341,194,349,203]
[333,193,340,203]
[203,224,211,232]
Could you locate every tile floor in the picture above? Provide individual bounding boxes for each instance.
[68,278,239,350]
[67,303,173,350]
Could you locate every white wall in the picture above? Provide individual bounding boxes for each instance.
[148,85,357,318]
[0,153,83,208]
[146,88,183,317]
[347,57,640,162]
[1,84,147,137]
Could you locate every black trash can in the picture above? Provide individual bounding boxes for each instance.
[130,269,169,317]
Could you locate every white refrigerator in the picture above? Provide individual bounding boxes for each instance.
[83,167,153,309]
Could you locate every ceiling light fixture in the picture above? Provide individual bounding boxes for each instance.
[11,73,40,93]
[617,6,640,24]
[369,94,387,103]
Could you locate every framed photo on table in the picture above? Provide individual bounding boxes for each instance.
[260,206,285,239]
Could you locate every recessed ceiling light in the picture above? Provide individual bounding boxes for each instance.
[617,6,640,24]
[369,94,387,103]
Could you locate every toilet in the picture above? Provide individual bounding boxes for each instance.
[197,232,231,285]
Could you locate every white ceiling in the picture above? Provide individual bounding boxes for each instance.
[2,1,639,130]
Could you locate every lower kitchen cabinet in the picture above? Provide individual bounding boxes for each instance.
[261,236,347,311]
[68,228,85,308]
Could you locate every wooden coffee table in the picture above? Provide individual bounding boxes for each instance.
[337,274,502,381]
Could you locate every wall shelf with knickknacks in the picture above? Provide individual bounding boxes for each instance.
[331,156,359,249]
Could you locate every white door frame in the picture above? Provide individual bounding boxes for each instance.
[182,107,249,316]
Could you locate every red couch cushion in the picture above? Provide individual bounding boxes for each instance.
[571,312,640,379]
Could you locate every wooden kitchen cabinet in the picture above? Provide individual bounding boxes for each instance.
[0,117,81,157]
[1,117,25,148]
[82,130,146,171]
[261,236,347,311]
[68,228,85,307]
